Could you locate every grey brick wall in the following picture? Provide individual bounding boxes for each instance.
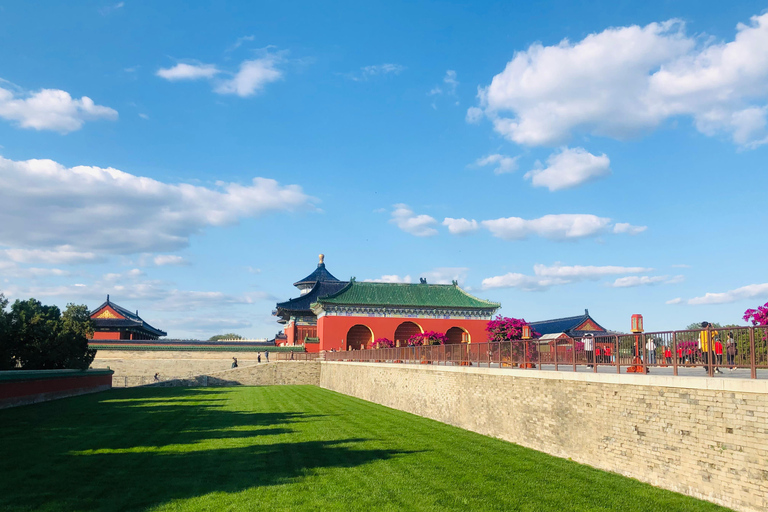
[319,362,768,512]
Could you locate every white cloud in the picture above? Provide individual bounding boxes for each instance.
[226,35,256,53]
[390,204,438,237]
[666,297,683,305]
[613,223,648,235]
[214,56,283,97]
[0,155,315,257]
[473,153,519,174]
[482,262,652,291]
[156,63,221,81]
[348,63,405,82]
[466,107,483,123]
[481,214,611,240]
[688,283,768,305]
[442,217,479,235]
[98,2,124,16]
[420,267,469,285]
[525,147,611,190]
[430,70,459,96]
[473,13,768,148]
[364,274,413,284]
[0,86,117,133]
[153,255,189,266]
[3,247,103,265]
[535,263,652,279]
[611,275,675,287]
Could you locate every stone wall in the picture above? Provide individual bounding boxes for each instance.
[319,362,768,512]
[94,350,265,386]
[151,361,320,387]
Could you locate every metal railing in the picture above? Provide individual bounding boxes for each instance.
[323,326,768,379]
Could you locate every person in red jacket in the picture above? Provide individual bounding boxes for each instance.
[664,346,672,365]
[714,337,724,366]
[676,346,683,364]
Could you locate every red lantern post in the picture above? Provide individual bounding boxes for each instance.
[627,314,646,373]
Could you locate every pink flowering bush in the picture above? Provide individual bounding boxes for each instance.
[407,331,448,346]
[744,302,768,341]
[374,337,395,348]
[485,316,538,362]
[485,315,536,341]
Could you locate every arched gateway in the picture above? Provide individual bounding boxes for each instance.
[394,321,422,347]
[446,326,469,344]
[346,324,373,350]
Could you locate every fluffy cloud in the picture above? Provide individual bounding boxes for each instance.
[214,56,283,97]
[390,204,438,237]
[473,153,519,175]
[481,214,611,240]
[158,54,283,97]
[482,262,652,291]
[688,283,768,305]
[0,86,117,133]
[666,297,683,305]
[156,63,221,81]
[525,147,611,190]
[442,217,479,235]
[0,156,315,256]
[473,13,768,148]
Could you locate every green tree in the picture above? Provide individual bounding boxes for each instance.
[0,294,12,370]
[685,321,723,331]
[0,297,95,370]
[208,333,244,341]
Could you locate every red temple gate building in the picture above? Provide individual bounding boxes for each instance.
[273,255,348,347]
[89,296,167,340]
[309,278,500,352]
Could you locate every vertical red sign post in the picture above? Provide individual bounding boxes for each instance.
[627,314,646,373]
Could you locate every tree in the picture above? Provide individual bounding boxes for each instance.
[208,333,244,341]
[0,294,11,370]
[0,297,95,370]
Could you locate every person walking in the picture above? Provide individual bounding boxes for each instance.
[726,332,737,370]
[699,322,722,374]
[265,350,269,363]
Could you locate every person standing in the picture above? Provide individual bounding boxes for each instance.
[584,334,594,368]
[664,346,672,366]
[699,322,722,374]
[726,332,737,370]
[714,336,724,367]
[646,337,656,365]
[257,353,262,363]
[265,350,270,363]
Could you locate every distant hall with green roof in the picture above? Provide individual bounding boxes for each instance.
[275,255,500,352]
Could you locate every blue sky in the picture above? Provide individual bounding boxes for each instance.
[1,0,767,338]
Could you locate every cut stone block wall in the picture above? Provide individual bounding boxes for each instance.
[151,361,321,387]
[319,362,768,512]
[94,350,265,386]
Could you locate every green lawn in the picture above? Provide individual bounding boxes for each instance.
[1,386,730,512]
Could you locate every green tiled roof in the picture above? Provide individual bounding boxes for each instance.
[314,281,500,309]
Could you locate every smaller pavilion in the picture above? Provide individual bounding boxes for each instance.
[274,254,348,346]
[90,296,167,340]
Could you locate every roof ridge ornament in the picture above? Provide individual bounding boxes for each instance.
[319,253,324,266]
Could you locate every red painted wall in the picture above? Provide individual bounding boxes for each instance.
[317,315,491,352]
[92,331,121,340]
[0,374,112,401]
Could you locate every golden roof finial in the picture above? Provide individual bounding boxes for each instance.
[319,253,325,265]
